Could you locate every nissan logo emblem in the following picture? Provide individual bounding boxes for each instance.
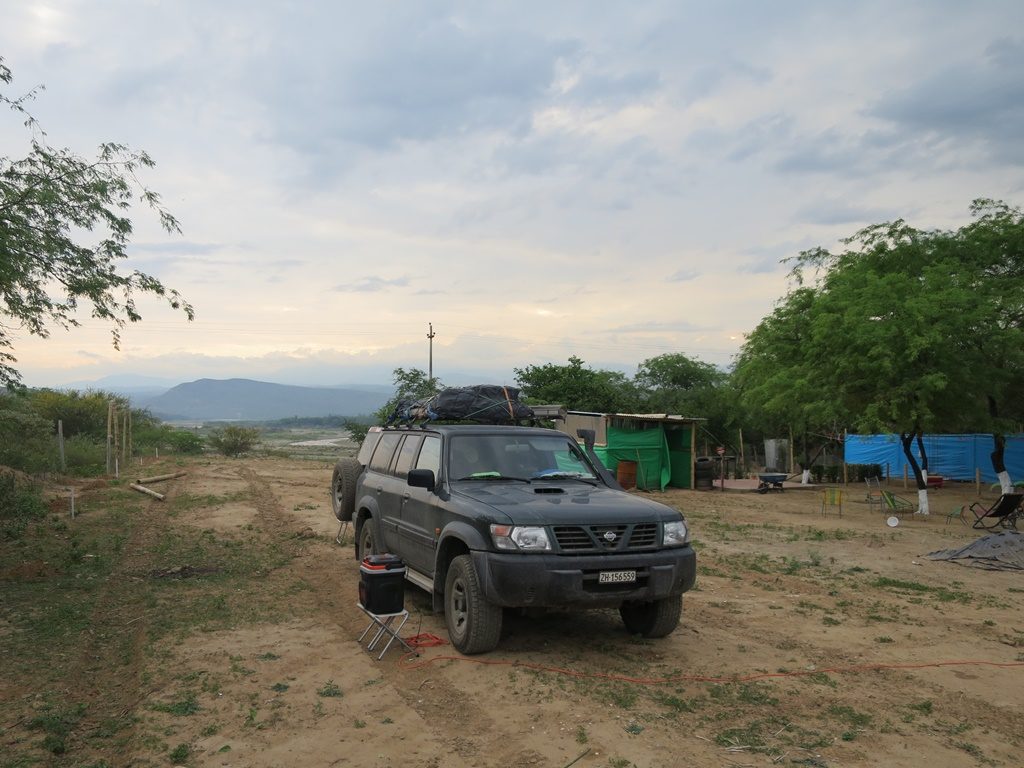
[603,531,617,542]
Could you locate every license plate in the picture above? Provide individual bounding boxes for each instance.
[598,570,637,584]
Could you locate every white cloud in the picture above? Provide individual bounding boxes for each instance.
[3,1,1023,389]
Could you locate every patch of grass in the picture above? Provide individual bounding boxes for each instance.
[317,680,342,698]
[256,651,280,660]
[822,615,841,626]
[953,741,983,759]
[624,722,644,735]
[353,718,366,728]
[27,701,86,755]
[909,700,933,715]
[870,577,971,603]
[152,693,199,716]
[168,490,250,514]
[651,692,701,713]
[827,704,872,728]
[600,683,638,709]
[576,725,589,744]
[803,672,837,688]
[875,635,894,643]
[169,743,190,762]
[714,722,773,753]
[271,683,289,693]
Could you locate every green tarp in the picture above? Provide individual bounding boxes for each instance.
[594,426,672,491]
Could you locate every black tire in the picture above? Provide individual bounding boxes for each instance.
[357,516,377,560]
[619,594,682,638]
[331,458,361,522]
[444,554,502,654]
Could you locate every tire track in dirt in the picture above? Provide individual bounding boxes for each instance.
[236,462,509,765]
[53,476,188,762]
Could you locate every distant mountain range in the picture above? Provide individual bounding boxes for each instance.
[136,378,389,421]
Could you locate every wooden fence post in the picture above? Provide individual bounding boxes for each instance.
[57,420,66,472]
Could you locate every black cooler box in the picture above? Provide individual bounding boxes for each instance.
[359,554,406,614]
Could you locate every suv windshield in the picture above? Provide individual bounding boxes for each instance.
[449,434,599,482]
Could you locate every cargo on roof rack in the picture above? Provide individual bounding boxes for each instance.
[387,384,535,425]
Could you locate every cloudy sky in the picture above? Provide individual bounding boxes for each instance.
[3,1,1023,389]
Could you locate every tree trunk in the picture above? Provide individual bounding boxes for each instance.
[899,431,929,514]
[991,433,1014,495]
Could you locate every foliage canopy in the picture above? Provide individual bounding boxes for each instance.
[0,57,193,387]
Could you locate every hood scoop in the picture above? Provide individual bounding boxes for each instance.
[533,486,565,494]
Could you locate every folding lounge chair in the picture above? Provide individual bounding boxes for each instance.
[820,488,843,517]
[968,493,1024,530]
[880,489,915,517]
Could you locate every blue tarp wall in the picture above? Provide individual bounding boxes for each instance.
[844,434,1024,483]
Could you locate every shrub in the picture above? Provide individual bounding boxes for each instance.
[134,423,205,455]
[0,474,47,540]
[28,389,127,441]
[0,393,59,473]
[208,426,261,457]
[62,435,108,476]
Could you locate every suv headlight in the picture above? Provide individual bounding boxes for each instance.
[663,519,690,546]
[490,524,552,551]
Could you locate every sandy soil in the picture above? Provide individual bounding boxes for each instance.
[5,457,1024,767]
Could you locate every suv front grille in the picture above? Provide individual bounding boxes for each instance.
[552,522,660,553]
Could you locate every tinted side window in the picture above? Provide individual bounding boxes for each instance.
[416,436,441,476]
[394,435,423,479]
[357,431,382,465]
[369,433,401,473]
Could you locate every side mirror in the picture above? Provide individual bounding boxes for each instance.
[408,468,435,491]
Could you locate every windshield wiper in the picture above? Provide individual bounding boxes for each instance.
[533,472,599,486]
[455,472,532,483]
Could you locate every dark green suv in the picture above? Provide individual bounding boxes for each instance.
[331,424,696,654]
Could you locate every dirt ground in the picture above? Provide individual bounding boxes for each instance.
[2,456,1023,768]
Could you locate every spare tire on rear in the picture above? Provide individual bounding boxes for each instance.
[331,458,362,521]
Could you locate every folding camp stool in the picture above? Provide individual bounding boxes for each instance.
[356,603,414,659]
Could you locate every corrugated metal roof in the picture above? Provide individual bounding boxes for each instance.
[566,411,706,423]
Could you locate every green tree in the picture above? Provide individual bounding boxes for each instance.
[0,58,193,387]
[514,355,639,413]
[953,200,1024,492]
[635,352,731,442]
[734,201,1024,513]
[208,425,261,457]
[343,367,442,443]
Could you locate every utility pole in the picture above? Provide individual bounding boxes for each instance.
[427,322,436,384]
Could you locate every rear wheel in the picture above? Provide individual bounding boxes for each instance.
[619,595,682,637]
[357,517,377,560]
[331,458,361,521]
[444,555,502,654]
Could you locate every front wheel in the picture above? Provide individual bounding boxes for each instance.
[444,555,502,654]
[619,594,682,637]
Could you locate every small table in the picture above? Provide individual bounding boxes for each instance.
[356,603,414,659]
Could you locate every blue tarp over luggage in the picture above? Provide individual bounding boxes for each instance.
[844,433,1024,483]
